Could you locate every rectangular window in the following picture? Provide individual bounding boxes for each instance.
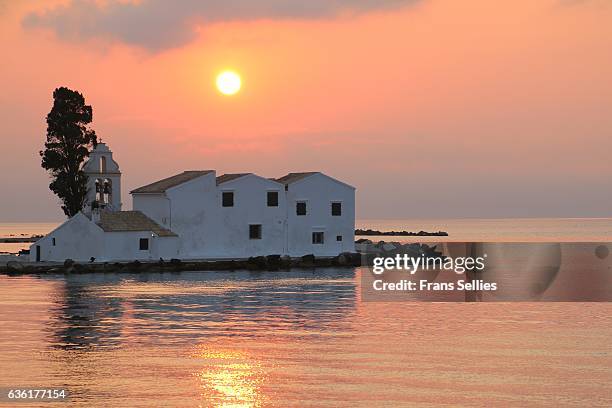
[222,191,234,207]
[312,232,324,244]
[331,202,342,216]
[267,191,279,207]
[139,238,149,251]
[296,201,307,216]
[336,235,342,242]
[249,224,262,239]
[52,237,56,246]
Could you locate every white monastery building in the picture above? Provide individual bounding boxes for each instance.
[31,143,355,262]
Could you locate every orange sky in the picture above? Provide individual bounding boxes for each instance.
[1,0,611,221]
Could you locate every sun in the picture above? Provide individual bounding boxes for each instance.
[216,70,241,95]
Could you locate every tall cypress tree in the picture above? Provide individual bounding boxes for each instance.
[40,87,98,217]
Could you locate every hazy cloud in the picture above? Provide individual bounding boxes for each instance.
[557,0,611,6]
[23,0,418,51]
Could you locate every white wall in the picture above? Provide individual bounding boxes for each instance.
[30,213,105,262]
[215,174,286,258]
[134,173,288,259]
[163,172,218,258]
[30,213,179,262]
[133,194,171,228]
[130,171,355,259]
[103,232,179,261]
[286,173,355,257]
[33,171,357,262]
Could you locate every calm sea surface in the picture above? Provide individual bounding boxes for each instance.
[2,218,612,253]
[0,222,59,253]
[357,218,612,242]
[0,270,611,407]
[1,219,611,406]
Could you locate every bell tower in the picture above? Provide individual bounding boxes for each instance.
[83,142,122,214]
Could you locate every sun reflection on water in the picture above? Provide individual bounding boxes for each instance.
[192,346,268,407]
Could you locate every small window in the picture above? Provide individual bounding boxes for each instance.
[296,201,307,216]
[312,232,324,244]
[139,238,149,251]
[267,191,279,207]
[331,202,342,216]
[222,191,234,207]
[52,237,56,246]
[249,224,262,239]
[336,235,342,242]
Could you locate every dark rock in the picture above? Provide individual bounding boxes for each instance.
[126,260,142,271]
[355,238,372,244]
[247,256,267,269]
[338,252,362,266]
[381,242,399,252]
[301,254,315,265]
[280,255,292,268]
[337,252,352,266]
[356,228,448,236]
[266,254,282,270]
[170,258,182,265]
[6,261,24,273]
[73,263,87,273]
[64,259,75,268]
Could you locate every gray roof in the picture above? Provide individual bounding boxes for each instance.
[98,211,177,237]
[216,173,251,185]
[275,172,319,185]
[131,171,212,194]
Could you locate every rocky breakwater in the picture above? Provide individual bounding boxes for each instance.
[355,238,445,262]
[1,241,446,276]
[1,253,363,276]
[356,229,448,237]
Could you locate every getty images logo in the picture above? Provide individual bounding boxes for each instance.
[371,253,487,275]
